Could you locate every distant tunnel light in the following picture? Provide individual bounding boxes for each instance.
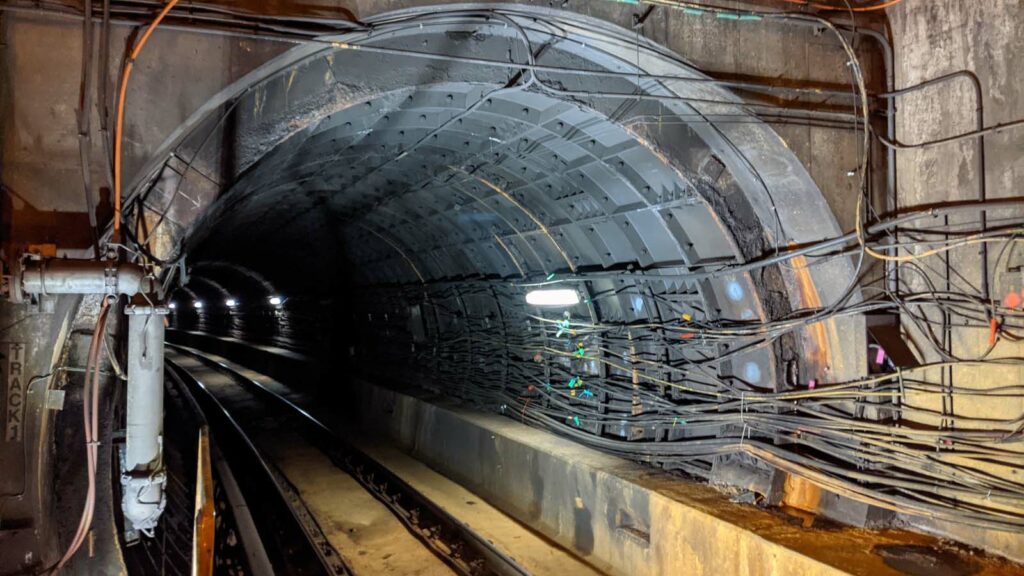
[168,302,177,310]
[225,298,237,307]
[525,289,580,307]
[268,296,283,306]
[193,300,204,309]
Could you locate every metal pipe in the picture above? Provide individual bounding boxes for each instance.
[121,303,168,534]
[7,258,168,535]
[15,259,144,301]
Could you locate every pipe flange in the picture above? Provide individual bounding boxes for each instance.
[9,258,25,303]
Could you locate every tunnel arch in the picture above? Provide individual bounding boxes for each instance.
[132,3,862,474]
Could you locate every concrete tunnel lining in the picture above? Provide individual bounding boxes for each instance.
[6,1,1024,573]
[133,2,878,535]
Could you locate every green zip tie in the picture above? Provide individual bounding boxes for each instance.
[546,272,556,280]
[573,416,581,427]
[682,7,704,16]
[739,14,763,21]
[716,12,740,20]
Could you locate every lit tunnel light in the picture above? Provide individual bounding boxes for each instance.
[225,298,237,307]
[193,301,204,309]
[168,302,176,310]
[269,296,283,306]
[524,289,580,307]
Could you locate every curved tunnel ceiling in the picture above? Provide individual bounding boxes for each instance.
[137,4,874,507]
[137,5,854,315]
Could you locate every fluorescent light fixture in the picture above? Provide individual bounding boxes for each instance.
[168,302,176,310]
[269,296,283,306]
[225,298,237,307]
[525,289,580,307]
[193,300,204,309]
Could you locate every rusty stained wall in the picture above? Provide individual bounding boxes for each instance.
[0,13,290,255]
[889,0,1024,562]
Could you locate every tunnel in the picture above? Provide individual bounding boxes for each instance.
[2,1,1024,575]
[155,3,862,546]
[152,6,858,438]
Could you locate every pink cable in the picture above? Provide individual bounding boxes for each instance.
[54,299,109,573]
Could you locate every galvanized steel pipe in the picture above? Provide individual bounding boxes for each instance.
[16,259,145,300]
[121,304,168,534]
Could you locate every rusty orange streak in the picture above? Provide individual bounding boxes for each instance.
[791,254,829,376]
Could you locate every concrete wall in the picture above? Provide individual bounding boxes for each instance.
[888,0,1024,561]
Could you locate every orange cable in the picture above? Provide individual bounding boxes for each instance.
[779,0,904,12]
[113,0,179,242]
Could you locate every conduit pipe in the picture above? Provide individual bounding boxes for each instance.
[122,302,168,534]
[7,258,167,535]
[11,258,145,301]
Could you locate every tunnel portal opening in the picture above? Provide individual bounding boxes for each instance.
[134,2,872,546]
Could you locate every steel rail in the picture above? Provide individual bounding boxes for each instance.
[167,343,533,576]
[165,357,351,576]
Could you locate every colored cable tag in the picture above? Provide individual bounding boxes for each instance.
[556,318,571,337]
[672,417,687,427]
[989,318,999,347]
[808,379,817,390]
[580,389,594,399]
[1004,291,1022,309]
[573,416,581,427]
[875,347,886,365]
[682,313,692,322]
[574,342,586,358]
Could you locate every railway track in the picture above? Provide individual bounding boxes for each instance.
[164,344,600,576]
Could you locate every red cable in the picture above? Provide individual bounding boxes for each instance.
[53,299,109,573]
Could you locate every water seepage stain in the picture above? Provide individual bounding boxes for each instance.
[873,544,981,576]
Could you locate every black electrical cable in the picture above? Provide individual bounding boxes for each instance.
[96,3,1024,532]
